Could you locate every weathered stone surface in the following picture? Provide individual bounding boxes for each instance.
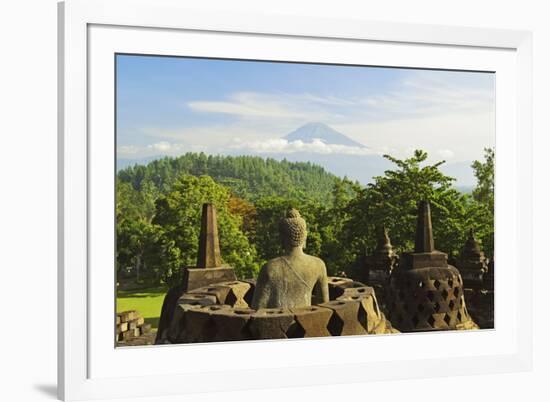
[252,209,329,309]
[248,308,295,339]
[463,288,494,329]
[209,307,254,341]
[155,285,185,343]
[388,265,475,331]
[337,286,382,333]
[196,203,222,268]
[456,229,488,288]
[177,293,218,306]
[288,306,333,338]
[215,281,251,308]
[400,251,448,270]
[319,300,367,336]
[169,304,231,343]
[183,267,237,292]
[156,203,238,342]
[388,201,478,332]
[188,284,232,304]
[182,305,231,343]
[241,278,257,306]
[118,310,137,322]
[160,294,217,343]
[415,200,435,253]
[362,227,398,285]
[327,277,366,300]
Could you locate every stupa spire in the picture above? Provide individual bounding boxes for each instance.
[196,203,222,268]
[414,200,435,253]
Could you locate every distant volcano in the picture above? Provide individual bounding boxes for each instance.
[284,122,366,148]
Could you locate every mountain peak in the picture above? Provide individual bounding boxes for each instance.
[284,122,366,148]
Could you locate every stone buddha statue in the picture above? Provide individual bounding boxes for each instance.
[251,209,329,309]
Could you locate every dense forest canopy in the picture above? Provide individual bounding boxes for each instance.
[116,149,494,286]
[118,153,346,204]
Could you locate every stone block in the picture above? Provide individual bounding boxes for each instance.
[209,307,254,341]
[182,305,220,343]
[119,310,137,322]
[116,315,121,325]
[288,306,333,338]
[216,281,251,308]
[327,277,353,300]
[188,285,232,304]
[168,304,231,343]
[118,330,132,341]
[241,278,257,305]
[319,300,367,336]
[337,286,382,333]
[248,308,294,339]
[177,293,218,306]
[182,266,237,292]
[118,322,128,332]
[400,251,447,270]
[140,323,152,334]
[155,285,186,344]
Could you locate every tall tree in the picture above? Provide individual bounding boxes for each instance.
[151,175,260,285]
[470,148,495,258]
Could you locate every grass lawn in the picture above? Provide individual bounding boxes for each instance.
[116,286,168,331]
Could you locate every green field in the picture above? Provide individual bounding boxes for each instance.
[116,286,167,331]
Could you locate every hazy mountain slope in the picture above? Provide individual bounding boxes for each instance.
[284,122,366,148]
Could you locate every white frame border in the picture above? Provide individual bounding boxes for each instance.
[58,0,533,400]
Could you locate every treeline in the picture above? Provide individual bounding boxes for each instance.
[118,153,343,203]
[116,149,494,286]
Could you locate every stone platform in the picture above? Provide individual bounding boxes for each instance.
[161,276,398,344]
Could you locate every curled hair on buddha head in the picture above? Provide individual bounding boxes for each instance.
[279,208,307,248]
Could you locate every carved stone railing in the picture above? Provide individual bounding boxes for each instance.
[162,277,398,344]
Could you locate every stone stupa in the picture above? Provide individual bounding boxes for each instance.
[387,201,477,332]
[156,203,237,342]
[363,226,398,286]
[455,228,489,288]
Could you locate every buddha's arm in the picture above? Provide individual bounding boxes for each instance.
[251,264,272,309]
[313,263,330,304]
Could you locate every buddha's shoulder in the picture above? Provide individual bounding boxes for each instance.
[261,257,286,274]
[303,254,326,266]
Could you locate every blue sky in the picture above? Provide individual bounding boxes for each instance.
[116,54,495,167]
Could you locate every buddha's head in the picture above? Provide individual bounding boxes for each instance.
[279,208,307,251]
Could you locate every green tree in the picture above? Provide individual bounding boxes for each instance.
[151,175,260,285]
[116,179,158,281]
[470,148,495,258]
[341,150,489,273]
[472,148,494,208]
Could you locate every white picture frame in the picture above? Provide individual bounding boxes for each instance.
[58,0,533,400]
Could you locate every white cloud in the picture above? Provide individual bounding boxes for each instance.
[229,137,379,156]
[148,141,173,152]
[187,92,342,123]
[117,141,205,159]
[437,149,455,159]
[126,70,494,162]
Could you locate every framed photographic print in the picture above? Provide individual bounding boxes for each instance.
[58,0,533,400]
